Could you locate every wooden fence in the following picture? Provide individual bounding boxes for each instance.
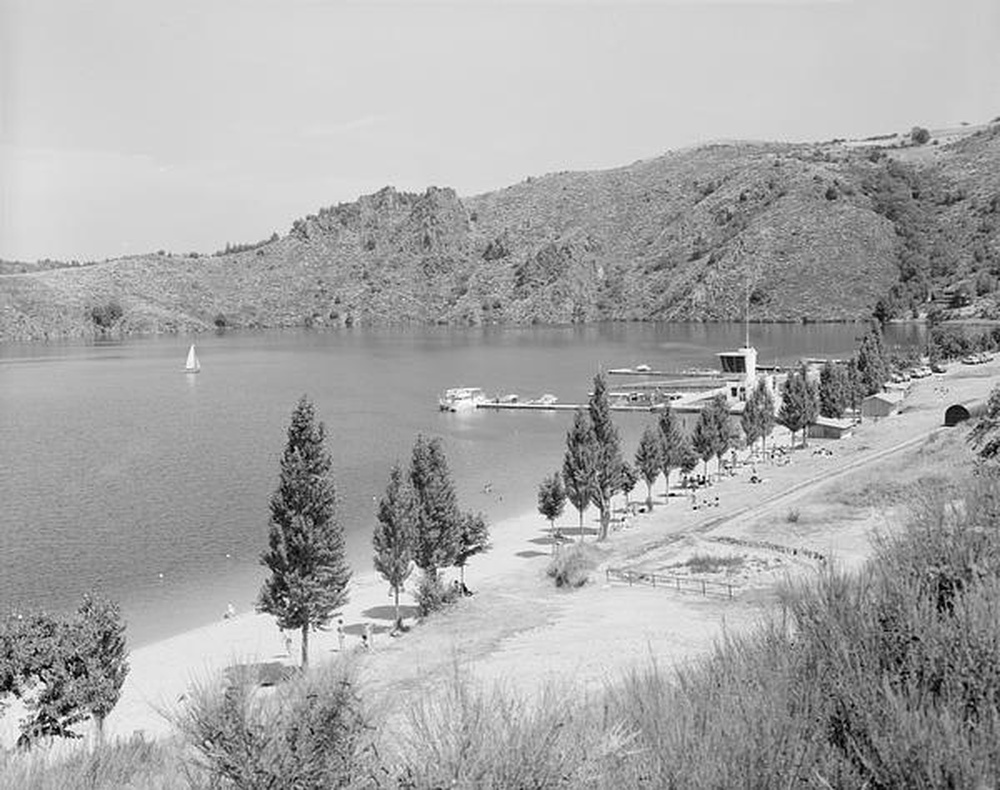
[605,567,737,599]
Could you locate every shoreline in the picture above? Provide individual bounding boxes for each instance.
[102,503,550,742]
[8,354,998,748]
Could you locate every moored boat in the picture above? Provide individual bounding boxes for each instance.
[438,387,486,412]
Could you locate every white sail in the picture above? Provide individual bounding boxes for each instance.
[185,344,201,373]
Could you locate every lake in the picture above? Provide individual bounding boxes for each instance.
[0,322,922,646]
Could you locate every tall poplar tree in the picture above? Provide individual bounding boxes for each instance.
[373,464,416,632]
[588,373,624,541]
[779,368,818,447]
[657,405,683,497]
[635,424,663,511]
[857,323,889,396]
[753,384,777,458]
[691,411,715,479]
[563,409,596,540]
[258,396,351,669]
[819,361,848,418]
[741,390,762,455]
[706,394,732,478]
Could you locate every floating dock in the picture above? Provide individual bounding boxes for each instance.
[477,401,664,413]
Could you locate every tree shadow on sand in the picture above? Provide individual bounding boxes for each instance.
[361,604,419,622]
[516,549,549,559]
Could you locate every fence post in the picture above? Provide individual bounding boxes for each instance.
[728,584,732,599]
[628,571,633,587]
[652,573,656,588]
[702,580,706,596]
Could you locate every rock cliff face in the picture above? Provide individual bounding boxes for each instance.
[2,123,999,342]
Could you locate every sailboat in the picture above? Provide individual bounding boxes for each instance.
[184,344,201,374]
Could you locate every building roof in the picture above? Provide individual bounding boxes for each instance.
[812,416,854,429]
[863,391,904,405]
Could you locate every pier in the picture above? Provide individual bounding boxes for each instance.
[477,401,664,413]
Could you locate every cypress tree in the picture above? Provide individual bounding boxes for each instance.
[373,464,416,632]
[857,323,889,396]
[779,368,818,447]
[409,435,462,577]
[258,396,351,668]
[691,410,715,479]
[635,425,663,511]
[755,384,777,458]
[657,405,683,497]
[741,389,761,455]
[706,394,732,478]
[563,409,596,540]
[819,361,849,419]
[588,373,624,541]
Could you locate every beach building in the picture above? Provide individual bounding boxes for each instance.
[861,391,904,420]
[718,346,758,402]
[944,400,987,427]
[807,416,855,440]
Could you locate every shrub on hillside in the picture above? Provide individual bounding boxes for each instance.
[599,480,1000,787]
[88,300,123,330]
[175,661,374,788]
[396,673,607,787]
[415,572,461,617]
[546,543,601,588]
[0,735,183,790]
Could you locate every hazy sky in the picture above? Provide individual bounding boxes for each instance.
[1,0,997,261]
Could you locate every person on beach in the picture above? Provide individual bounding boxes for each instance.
[363,622,373,650]
[337,619,345,652]
[223,603,235,620]
[283,631,292,657]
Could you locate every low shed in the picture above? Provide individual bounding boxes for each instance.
[808,416,855,440]
[944,400,987,427]
[862,391,903,420]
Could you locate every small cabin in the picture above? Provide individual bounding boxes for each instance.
[861,391,903,420]
[808,416,855,440]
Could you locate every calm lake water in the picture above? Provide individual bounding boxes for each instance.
[0,323,922,646]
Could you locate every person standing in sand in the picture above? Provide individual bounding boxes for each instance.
[337,618,345,652]
[363,622,373,650]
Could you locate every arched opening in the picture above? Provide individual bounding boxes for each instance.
[944,404,970,426]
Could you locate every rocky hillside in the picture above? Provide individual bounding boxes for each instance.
[2,122,998,342]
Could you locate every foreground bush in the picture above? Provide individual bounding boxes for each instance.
[598,480,1000,787]
[393,671,618,788]
[174,660,374,788]
[0,736,182,790]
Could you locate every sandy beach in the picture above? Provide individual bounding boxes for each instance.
[78,357,1000,743]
